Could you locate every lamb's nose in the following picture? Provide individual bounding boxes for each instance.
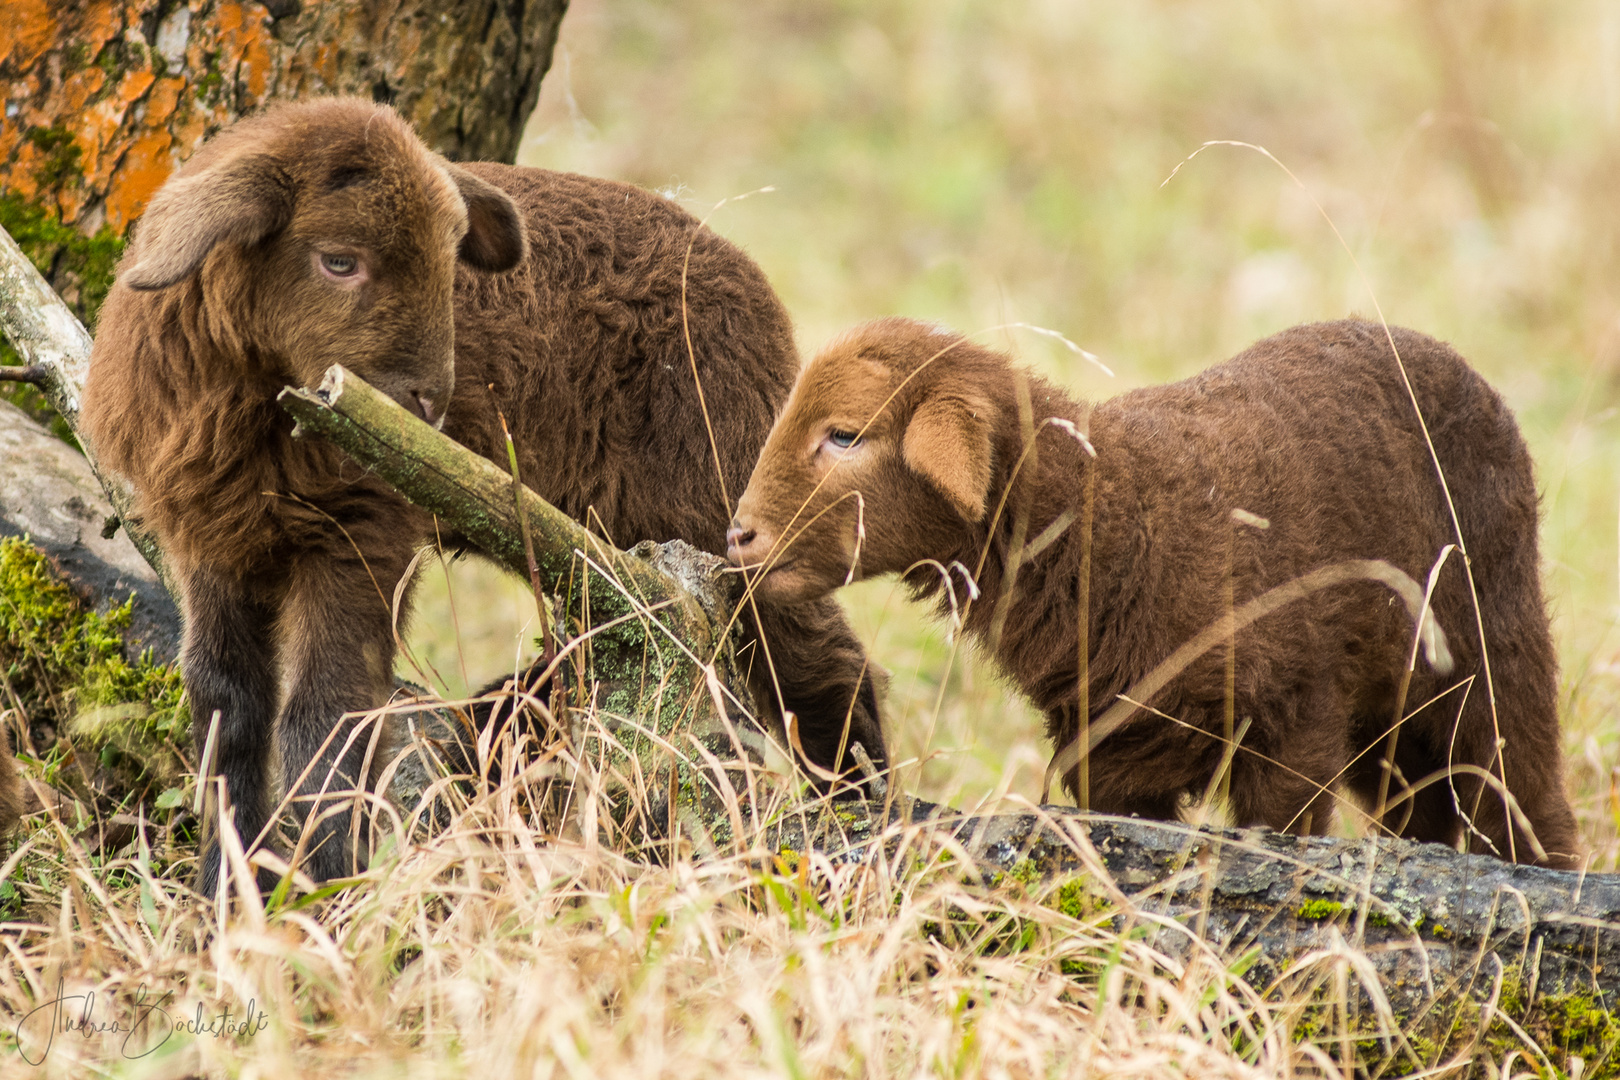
[725,522,756,562]
[414,393,440,427]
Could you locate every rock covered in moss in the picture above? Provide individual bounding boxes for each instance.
[0,532,186,792]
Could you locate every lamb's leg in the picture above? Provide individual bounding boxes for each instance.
[1078,727,1204,821]
[1083,781,1184,823]
[1434,664,1581,870]
[1222,685,1348,835]
[743,597,888,779]
[1357,727,1465,847]
[1478,642,1581,868]
[275,555,405,883]
[180,565,280,898]
[1227,740,1343,836]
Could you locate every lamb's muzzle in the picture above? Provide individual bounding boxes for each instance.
[724,522,756,560]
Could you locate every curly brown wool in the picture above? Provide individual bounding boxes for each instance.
[83,98,883,892]
[729,316,1579,869]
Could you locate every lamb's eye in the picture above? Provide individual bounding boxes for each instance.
[320,253,359,276]
[828,429,861,449]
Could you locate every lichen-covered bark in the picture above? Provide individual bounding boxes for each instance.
[0,0,568,373]
[1,0,568,233]
[0,221,173,597]
[765,795,1620,1061]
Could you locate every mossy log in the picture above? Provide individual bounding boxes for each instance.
[768,795,1620,1062]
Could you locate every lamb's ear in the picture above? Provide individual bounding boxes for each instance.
[121,155,291,290]
[902,394,995,522]
[446,164,526,272]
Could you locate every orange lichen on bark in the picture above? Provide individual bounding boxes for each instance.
[214,2,246,36]
[3,0,561,241]
[236,21,275,100]
[311,41,343,84]
[70,66,161,222]
[0,0,57,73]
[104,128,174,231]
[3,2,258,232]
[145,77,187,127]
[6,144,44,203]
[0,126,20,175]
[74,2,122,59]
[58,67,110,118]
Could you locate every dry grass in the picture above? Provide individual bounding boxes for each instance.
[5,2,1619,1076]
[0,711,1514,1079]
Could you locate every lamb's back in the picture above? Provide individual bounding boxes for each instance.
[446,165,798,553]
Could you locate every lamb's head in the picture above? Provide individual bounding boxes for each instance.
[119,97,525,426]
[728,317,1005,605]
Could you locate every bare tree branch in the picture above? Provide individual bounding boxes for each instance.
[0,221,175,598]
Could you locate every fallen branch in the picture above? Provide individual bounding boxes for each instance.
[277,367,761,761]
[278,367,732,652]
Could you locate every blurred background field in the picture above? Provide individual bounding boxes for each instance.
[410,0,1620,865]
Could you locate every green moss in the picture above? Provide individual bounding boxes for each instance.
[1470,978,1620,1076]
[0,535,186,749]
[1048,877,1101,922]
[1005,857,1040,888]
[0,190,125,322]
[1296,898,1345,920]
[194,66,224,101]
[938,872,1119,978]
[24,126,83,192]
[1532,988,1620,1074]
[1290,968,1620,1076]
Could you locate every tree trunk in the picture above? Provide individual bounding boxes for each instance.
[0,0,568,390]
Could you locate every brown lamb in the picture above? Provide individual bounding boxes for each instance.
[82,97,884,892]
[727,316,1581,868]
